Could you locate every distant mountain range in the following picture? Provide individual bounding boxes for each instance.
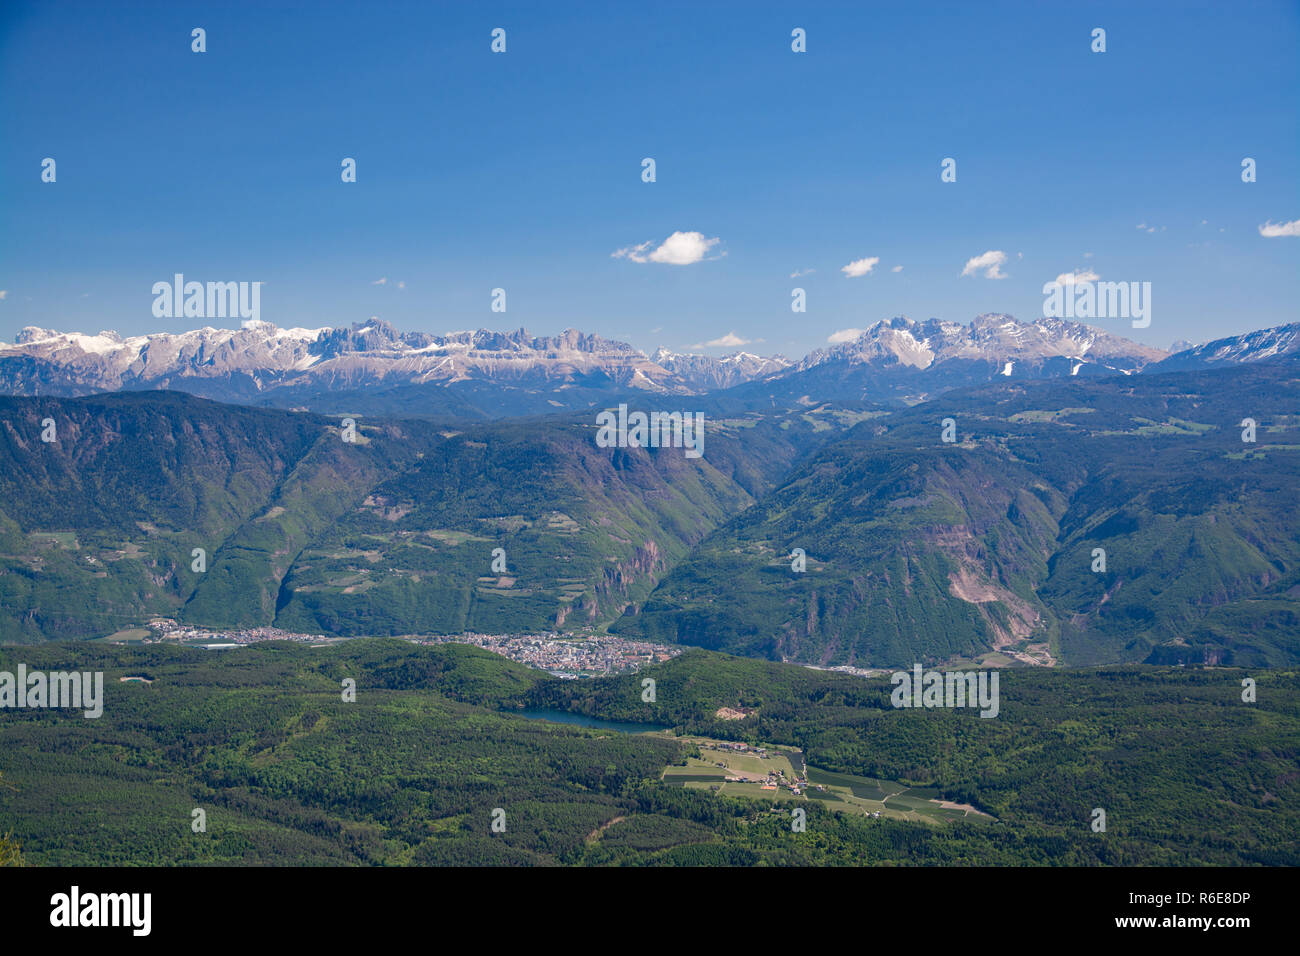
[1154,323,1300,373]
[1,316,1295,417]
[728,314,1172,406]
[651,347,792,390]
[0,323,682,412]
[800,314,1168,372]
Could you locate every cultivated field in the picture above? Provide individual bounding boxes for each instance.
[662,736,995,825]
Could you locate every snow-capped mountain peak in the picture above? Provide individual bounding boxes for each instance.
[797,314,1166,374]
[1157,323,1300,372]
[651,347,791,390]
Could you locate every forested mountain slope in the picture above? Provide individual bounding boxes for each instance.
[0,393,857,641]
[613,361,1300,666]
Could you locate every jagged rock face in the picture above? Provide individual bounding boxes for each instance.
[1,322,327,395]
[0,320,687,398]
[793,314,1168,375]
[0,321,794,412]
[713,314,1174,407]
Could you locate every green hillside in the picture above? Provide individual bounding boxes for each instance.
[0,392,337,642]
[0,393,850,642]
[0,641,1294,865]
[613,363,1300,667]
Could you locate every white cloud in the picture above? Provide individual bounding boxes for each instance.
[613,230,722,265]
[690,331,751,348]
[612,240,653,261]
[790,268,815,278]
[371,277,388,285]
[961,250,1008,279]
[1083,251,1094,258]
[1053,269,1101,285]
[828,328,865,344]
[0,290,7,300]
[891,265,903,273]
[1259,219,1300,238]
[702,332,754,348]
[398,281,406,290]
[841,256,879,278]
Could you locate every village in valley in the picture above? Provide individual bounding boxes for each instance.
[108,620,678,677]
[412,632,679,677]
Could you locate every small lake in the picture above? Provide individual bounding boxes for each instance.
[516,709,670,734]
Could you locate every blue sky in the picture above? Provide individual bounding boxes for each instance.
[1,0,1297,358]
